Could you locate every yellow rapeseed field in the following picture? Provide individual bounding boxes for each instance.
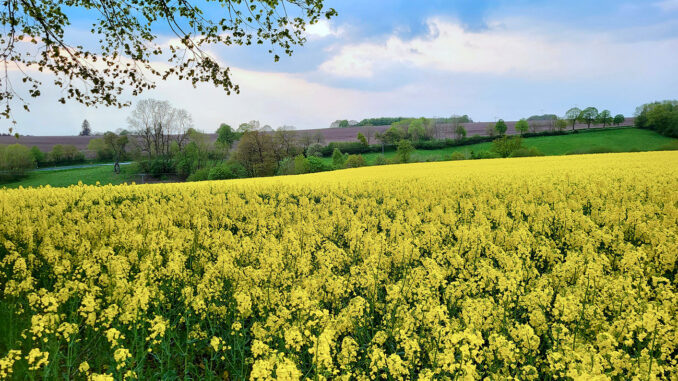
[1,151,677,380]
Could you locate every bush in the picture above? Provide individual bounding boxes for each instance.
[208,164,236,180]
[0,144,36,181]
[186,168,210,182]
[29,146,46,165]
[294,154,310,174]
[174,157,194,179]
[373,155,387,166]
[306,143,324,157]
[510,147,544,157]
[396,139,414,163]
[226,161,248,178]
[322,141,383,156]
[413,140,447,150]
[277,157,295,176]
[139,158,174,178]
[492,136,523,158]
[472,150,501,159]
[306,156,330,173]
[88,138,114,161]
[344,154,366,168]
[47,144,85,165]
[446,151,466,161]
[332,148,346,168]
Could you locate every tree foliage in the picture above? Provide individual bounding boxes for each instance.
[79,120,92,136]
[216,124,238,147]
[597,110,612,127]
[344,154,366,168]
[103,132,129,162]
[407,119,426,141]
[396,139,414,163]
[565,107,582,130]
[234,130,276,177]
[613,114,625,126]
[635,100,678,138]
[492,136,523,158]
[515,119,529,135]
[332,148,346,168]
[356,117,410,126]
[0,1,336,121]
[0,143,35,181]
[494,119,507,136]
[454,125,467,140]
[356,132,368,146]
[579,107,599,128]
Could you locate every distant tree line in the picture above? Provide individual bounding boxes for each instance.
[0,143,88,182]
[563,107,625,130]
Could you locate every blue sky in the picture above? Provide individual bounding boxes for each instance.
[5,0,678,134]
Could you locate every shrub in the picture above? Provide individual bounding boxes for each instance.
[344,154,366,168]
[277,157,295,176]
[306,143,324,157]
[492,136,523,158]
[29,146,46,165]
[396,139,414,163]
[332,148,346,168]
[174,157,194,179]
[373,155,387,166]
[357,133,368,146]
[306,156,330,173]
[322,141,382,156]
[510,147,545,157]
[139,158,174,178]
[294,154,310,174]
[446,151,466,161]
[0,144,36,181]
[208,164,236,180]
[472,150,501,159]
[186,168,210,182]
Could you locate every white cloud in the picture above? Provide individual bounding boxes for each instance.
[319,17,678,80]
[306,20,343,39]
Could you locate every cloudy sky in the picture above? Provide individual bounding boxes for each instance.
[5,0,678,135]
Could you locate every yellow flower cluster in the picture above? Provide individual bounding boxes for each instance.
[1,151,677,379]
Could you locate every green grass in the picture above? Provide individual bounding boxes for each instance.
[1,164,138,189]
[3,128,675,189]
[320,127,677,165]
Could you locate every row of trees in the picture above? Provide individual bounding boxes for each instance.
[564,107,625,130]
[0,145,35,181]
[0,143,89,182]
[373,117,471,150]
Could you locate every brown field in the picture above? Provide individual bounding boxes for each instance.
[0,118,636,151]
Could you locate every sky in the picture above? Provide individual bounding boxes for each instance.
[4,0,678,135]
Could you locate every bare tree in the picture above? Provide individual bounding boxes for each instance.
[127,99,191,160]
[273,126,299,158]
[313,131,325,144]
[364,126,376,144]
[298,133,314,153]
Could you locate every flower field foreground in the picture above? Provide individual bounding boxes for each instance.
[1,152,677,380]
